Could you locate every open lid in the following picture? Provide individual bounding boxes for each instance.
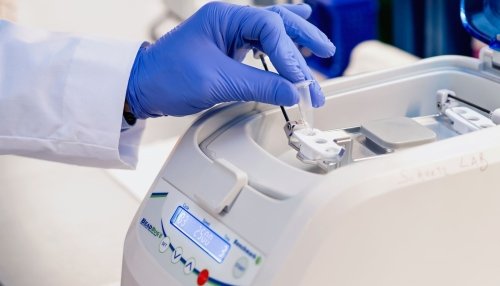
[461,0,500,51]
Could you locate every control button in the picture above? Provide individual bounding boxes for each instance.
[159,237,170,253]
[183,258,196,274]
[171,247,183,264]
[233,257,249,279]
[197,269,209,285]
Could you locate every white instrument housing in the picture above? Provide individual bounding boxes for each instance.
[123,48,500,286]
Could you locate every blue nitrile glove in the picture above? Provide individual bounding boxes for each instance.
[126,2,335,118]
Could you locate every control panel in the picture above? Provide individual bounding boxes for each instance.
[137,179,264,285]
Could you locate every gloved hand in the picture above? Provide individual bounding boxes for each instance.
[126,2,335,118]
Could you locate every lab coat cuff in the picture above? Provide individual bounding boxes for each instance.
[68,37,144,168]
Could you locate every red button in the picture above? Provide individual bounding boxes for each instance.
[197,269,209,285]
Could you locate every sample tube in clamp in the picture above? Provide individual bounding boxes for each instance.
[295,80,314,134]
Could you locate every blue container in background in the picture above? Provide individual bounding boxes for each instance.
[304,0,378,78]
[392,0,473,58]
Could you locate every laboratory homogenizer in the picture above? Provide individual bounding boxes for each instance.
[122,1,500,285]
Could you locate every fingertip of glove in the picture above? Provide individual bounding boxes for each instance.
[329,42,336,56]
[313,96,325,108]
[310,29,336,58]
[311,82,325,108]
[318,40,336,58]
[297,3,312,16]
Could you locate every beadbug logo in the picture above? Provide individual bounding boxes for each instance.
[234,239,262,264]
[140,218,163,239]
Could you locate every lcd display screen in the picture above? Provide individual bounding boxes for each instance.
[170,206,230,263]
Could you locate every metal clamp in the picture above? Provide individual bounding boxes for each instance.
[284,122,348,172]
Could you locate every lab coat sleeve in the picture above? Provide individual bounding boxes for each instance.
[0,20,145,169]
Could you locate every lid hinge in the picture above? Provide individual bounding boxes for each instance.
[480,46,500,75]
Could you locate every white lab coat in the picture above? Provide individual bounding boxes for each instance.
[0,20,145,168]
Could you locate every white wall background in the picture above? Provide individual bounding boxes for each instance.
[15,0,165,40]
